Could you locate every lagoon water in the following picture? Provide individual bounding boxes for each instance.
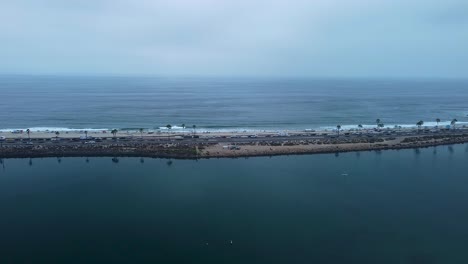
[1,144,468,263]
[0,76,467,131]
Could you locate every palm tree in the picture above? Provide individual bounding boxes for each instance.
[26,129,30,140]
[85,130,88,139]
[451,119,458,129]
[166,124,172,141]
[139,128,144,138]
[336,125,341,136]
[378,123,384,129]
[376,119,381,128]
[416,120,424,130]
[192,125,196,135]
[111,129,118,138]
[436,118,441,127]
[55,131,60,139]
[358,124,363,130]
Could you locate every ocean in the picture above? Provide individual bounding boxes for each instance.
[0,75,467,132]
[1,144,468,263]
[2,75,468,263]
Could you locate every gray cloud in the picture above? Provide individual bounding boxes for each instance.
[0,0,467,78]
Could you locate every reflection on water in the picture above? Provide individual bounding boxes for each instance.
[1,144,468,263]
[448,145,454,154]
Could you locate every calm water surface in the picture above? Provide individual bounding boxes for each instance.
[1,144,468,263]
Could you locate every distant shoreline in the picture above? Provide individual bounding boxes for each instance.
[1,128,467,159]
[1,120,467,134]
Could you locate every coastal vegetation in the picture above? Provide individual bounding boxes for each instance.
[2,128,468,159]
[111,129,118,138]
[417,120,424,130]
[452,119,458,129]
[375,118,385,129]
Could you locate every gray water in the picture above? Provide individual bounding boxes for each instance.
[1,144,468,263]
[0,75,467,131]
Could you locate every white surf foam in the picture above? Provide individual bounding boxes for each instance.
[0,127,109,132]
[1,120,467,134]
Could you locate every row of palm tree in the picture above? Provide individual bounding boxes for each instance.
[336,118,460,135]
[101,119,461,139]
[375,118,458,130]
[22,125,198,141]
[23,118,462,140]
[417,118,458,129]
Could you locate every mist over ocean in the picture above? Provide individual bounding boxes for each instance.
[1,75,467,131]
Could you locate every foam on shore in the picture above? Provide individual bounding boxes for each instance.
[1,120,467,134]
[0,127,109,133]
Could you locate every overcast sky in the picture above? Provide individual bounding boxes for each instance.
[1,0,467,78]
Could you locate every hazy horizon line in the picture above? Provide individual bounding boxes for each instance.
[1,73,467,82]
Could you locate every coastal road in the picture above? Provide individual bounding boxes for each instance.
[2,129,466,147]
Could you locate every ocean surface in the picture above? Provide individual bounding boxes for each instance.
[1,144,468,263]
[0,75,467,132]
